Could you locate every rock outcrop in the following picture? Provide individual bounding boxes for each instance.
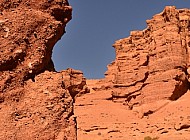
[0,0,72,91]
[104,6,190,110]
[0,1,87,139]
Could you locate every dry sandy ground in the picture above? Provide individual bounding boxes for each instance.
[74,80,190,140]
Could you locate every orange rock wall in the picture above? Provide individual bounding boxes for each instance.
[104,6,190,108]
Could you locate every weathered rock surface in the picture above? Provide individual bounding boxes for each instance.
[0,0,72,92]
[0,69,87,140]
[0,1,87,139]
[104,6,190,110]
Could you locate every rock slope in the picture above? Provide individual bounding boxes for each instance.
[0,1,87,139]
[75,80,190,140]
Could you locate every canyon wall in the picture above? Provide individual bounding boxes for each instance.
[0,1,87,139]
[104,6,190,110]
[2,2,190,139]
[76,6,190,138]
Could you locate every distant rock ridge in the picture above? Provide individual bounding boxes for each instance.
[103,6,190,110]
[0,0,87,139]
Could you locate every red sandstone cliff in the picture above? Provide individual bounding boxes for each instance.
[2,3,190,139]
[104,6,190,110]
[0,1,87,139]
[75,6,190,140]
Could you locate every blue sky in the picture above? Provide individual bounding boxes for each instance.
[52,0,190,79]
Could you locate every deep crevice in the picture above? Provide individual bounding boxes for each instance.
[175,124,190,131]
[170,74,190,101]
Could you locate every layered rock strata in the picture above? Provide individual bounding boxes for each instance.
[104,6,190,110]
[0,1,86,139]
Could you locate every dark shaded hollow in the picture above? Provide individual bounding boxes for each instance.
[170,78,190,100]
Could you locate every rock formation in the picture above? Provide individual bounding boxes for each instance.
[104,6,190,111]
[0,0,87,139]
[2,2,190,139]
[75,6,190,140]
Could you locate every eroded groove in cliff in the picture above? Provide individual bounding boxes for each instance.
[170,74,189,100]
